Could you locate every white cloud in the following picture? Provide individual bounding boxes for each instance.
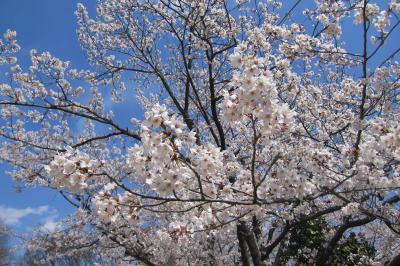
[39,214,60,232]
[0,205,50,226]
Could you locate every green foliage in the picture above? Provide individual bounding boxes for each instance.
[281,217,328,265]
[280,217,374,265]
[330,232,375,266]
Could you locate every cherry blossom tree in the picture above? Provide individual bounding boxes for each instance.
[1,0,400,265]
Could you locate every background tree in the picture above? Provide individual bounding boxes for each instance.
[0,221,11,266]
[0,0,400,265]
[15,247,111,266]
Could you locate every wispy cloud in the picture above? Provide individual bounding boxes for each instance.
[0,205,50,226]
[39,214,60,232]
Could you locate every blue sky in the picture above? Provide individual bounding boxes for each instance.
[0,0,145,234]
[0,0,96,233]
